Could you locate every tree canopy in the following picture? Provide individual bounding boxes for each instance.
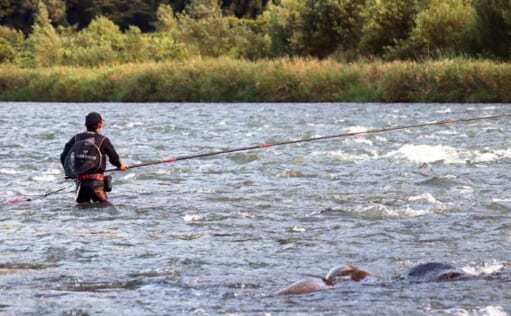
[0,0,270,32]
[0,0,510,64]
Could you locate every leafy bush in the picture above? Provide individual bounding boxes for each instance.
[473,0,511,59]
[176,0,253,58]
[59,16,124,66]
[79,16,125,49]
[0,26,24,47]
[410,0,478,57]
[360,0,419,57]
[237,18,272,60]
[258,0,304,57]
[294,0,366,58]
[156,4,178,33]
[0,38,16,63]
[28,2,63,67]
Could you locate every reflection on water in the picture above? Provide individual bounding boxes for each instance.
[0,102,511,315]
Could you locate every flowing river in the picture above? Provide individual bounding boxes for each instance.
[1,103,510,315]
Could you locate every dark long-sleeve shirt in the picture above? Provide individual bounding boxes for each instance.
[60,132,122,174]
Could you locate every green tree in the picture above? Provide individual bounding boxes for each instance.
[153,4,187,61]
[175,0,249,58]
[66,0,167,31]
[0,0,65,33]
[473,0,511,59]
[44,0,67,24]
[156,3,178,32]
[59,16,124,66]
[360,0,419,56]
[0,38,16,63]
[411,0,478,56]
[183,0,222,19]
[294,0,367,58]
[28,2,63,66]
[227,0,269,18]
[122,26,150,62]
[0,25,24,47]
[259,0,304,57]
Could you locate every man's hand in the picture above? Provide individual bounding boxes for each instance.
[119,163,129,171]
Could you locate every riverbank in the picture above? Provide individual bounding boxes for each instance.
[0,58,510,102]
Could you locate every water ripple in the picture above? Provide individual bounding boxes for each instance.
[0,102,510,314]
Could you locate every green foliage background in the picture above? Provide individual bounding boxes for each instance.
[0,0,510,102]
[0,0,510,66]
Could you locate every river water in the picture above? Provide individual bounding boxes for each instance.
[0,103,510,315]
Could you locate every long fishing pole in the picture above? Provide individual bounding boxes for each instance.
[107,113,511,173]
[4,112,508,205]
[3,185,73,205]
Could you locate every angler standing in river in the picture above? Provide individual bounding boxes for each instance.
[60,112,128,204]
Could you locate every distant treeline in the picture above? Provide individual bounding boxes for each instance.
[0,0,510,67]
[0,0,269,33]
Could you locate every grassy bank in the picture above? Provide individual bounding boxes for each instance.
[1,58,510,103]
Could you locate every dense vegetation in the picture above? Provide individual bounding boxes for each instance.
[1,58,510,102]
[0,0,510,102]
[0,0,510,66]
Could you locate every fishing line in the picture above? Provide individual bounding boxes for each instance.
[106,112,511,173]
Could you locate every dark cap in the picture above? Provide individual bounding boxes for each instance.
[85,112,103,130]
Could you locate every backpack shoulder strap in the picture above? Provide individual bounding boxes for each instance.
[95,134,106,150]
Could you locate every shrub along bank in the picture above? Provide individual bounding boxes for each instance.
[0,58,509,103]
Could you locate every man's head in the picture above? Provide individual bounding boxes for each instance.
[85,112,103,132]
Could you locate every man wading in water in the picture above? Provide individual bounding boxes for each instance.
[61,112,128,204]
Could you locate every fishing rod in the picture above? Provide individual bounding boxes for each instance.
[106,112,511,173]
[4,112,509,205]
[3,185,73,205]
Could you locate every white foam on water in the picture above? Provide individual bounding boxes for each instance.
[347,137,374,146]
[183,214,204,223]
[387,144,463,164]
[328,151,375,162]
[374,135,387,142]
[448,305,509,316]
[478,306,508,316]
[408,193,440,204]
[47,168,61,175]
[469,149,511,163]
[0,168,19,175]
[121,173,136,180]
[395,206,429,218]
[435,108,452,114]
[446,306,508,316]
[33,174,57,182]
[462,261,505,276]
[345,126,369,135]
[471,151,500,163]
[436,129,459,135]
[360,203,429,218]
[289,226,306,233]
[309,150,377,163]
[116,122,145,129]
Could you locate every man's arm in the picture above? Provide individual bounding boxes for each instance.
[102,137,122,168]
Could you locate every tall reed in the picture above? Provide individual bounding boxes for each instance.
[1,58,509,102]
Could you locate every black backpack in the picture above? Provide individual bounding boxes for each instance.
[64,135,105,179]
